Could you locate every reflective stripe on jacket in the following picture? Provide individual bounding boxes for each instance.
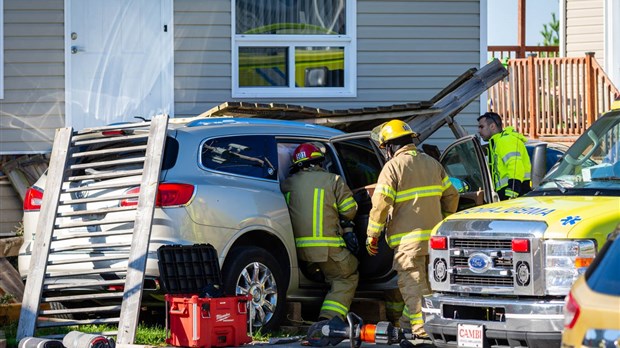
[366,144,459,255]
[488,126,532,191]
[281,166,358,263]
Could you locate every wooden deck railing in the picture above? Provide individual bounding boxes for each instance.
[488,45,559,59]
[487,52,620,141]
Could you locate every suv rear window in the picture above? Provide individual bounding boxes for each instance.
[201,135,278,180]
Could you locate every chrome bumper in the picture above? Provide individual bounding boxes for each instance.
[422,292,564,348]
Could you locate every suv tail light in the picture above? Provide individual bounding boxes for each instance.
[24,187,44,211]
[120,183,195,207]
[563,292,580,329]
[430,236,448,250]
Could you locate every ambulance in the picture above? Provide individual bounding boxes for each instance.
[423,101,620,348]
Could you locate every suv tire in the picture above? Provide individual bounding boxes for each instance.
[222,246,286,332]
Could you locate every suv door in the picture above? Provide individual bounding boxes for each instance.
[329,133,395,282]
[439,135,498,209]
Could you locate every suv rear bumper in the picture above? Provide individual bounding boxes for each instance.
[422,292,564,348]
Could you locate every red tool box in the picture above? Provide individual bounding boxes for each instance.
[158,244,252,348]
[165,294,252,348]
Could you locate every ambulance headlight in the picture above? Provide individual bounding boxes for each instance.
[544,240,595,295]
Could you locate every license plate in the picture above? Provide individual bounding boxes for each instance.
[457,323,484,347]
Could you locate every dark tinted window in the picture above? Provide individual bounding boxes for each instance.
[585,233,620,296]
[333,139,382,190]
[201,135,278,180]
[162,136,179,170]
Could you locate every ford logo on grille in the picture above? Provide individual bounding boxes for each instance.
[467,253,492,273]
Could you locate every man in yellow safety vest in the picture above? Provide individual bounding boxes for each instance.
[477,112,532,200]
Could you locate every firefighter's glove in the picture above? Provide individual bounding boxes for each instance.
[342,232,359,255]
[340,219,358,254]
[366,236,379,256]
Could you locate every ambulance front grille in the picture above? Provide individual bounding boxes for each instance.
[453,275,514,287]
[451,239,512,249]
[450,237,515,288]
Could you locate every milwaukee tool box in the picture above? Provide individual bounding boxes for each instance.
[157,244,223,295]
[165,294,252,348]
[158,244,251,347]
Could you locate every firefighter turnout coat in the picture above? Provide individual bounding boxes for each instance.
[281,166,358,262]
[366,144,459,334]
[367,144,459,254]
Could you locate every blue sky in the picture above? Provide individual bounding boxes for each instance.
[488,0,559,45]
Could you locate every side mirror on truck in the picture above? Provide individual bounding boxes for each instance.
[530,143,548,189]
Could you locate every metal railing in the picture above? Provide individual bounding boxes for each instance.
[487,53,620,141]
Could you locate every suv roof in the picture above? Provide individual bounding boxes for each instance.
[174,117,345,138]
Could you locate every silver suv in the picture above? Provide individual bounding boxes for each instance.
[19,117,399,330]
[21,114,546,330]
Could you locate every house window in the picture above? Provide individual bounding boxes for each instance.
[232,0,356,98]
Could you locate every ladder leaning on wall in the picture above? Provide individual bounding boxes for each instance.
[17,114,169,345]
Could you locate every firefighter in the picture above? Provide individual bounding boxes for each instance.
[281,143,359,321]
[477,112,532,200]
[365,120,459,341]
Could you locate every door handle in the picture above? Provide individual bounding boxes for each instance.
[71,46,84,54]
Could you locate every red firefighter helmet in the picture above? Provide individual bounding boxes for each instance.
[292,143,324,166]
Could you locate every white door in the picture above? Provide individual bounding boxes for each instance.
[605,0,620,88]
[66,0,173,130]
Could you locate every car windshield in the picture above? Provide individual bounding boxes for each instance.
[537,111,620,193]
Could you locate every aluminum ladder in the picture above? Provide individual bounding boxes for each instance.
[17,114,169,345]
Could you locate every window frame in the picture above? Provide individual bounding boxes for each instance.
[231,0,357,98]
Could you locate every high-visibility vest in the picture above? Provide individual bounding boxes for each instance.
[488,126,532,193]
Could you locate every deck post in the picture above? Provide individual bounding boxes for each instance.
[585,52,596,128]
[527,54,537,138]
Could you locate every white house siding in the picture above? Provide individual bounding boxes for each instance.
[564,0,604,66]
[173,0,482,150]
[0,0,65,154]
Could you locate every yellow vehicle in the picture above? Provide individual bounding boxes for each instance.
[562,227,620,348]
[422,103,620,348]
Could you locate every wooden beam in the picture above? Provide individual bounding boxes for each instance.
[528,54,537,138]
[585,52,596,127]
[518,0,526,58]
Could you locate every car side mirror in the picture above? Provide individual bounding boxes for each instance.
[531,143,547,188]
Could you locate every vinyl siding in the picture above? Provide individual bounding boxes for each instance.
[173,0,481,150]
[1,0,482,154]
[565,0,604,66]
[0,180,22,235]
[0,0,65,154]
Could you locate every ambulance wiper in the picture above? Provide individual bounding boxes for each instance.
[540,178,568,193]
